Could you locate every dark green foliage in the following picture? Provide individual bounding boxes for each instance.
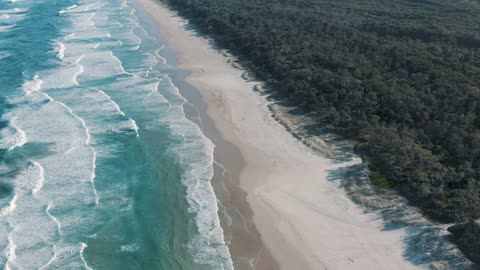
[448,221,480,264]
[161,0,480,223]
[370,173,393,189]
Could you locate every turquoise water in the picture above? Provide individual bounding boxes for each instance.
[0,0,232,269]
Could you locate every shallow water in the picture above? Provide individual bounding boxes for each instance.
[0,0,232,269]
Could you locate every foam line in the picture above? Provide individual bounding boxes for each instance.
[54,99,99,205]
[0,25,15,32]
[59,4,77,14]
[24,74,99,205]
[87,13,95,27]
[97,90,126,116]
[46,203,61,236]
[38,245,57,270]
[129,28,142,49]
[0,195,17,218]
[31,161,45,194]
[85,1,100,12]
[97,90,139,136]
[55,42,65,60]
[80,243,93,270]
[5,233,16,270]
[1,8,28,14]
[110,51,133,76]
[73,54,85,86]
[65,33,76,40]
[147,81,160,96]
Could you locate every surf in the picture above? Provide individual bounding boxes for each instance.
[0,0,234,268]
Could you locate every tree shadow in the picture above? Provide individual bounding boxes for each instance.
[325,162,475,269]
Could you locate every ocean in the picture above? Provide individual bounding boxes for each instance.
[0,0,233,269]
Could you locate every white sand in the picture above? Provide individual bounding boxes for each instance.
[137,0,423,269]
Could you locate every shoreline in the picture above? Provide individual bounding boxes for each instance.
[165,55,277,270]
[137,0,424,269]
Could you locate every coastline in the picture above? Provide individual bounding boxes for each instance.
[136,0,423,269]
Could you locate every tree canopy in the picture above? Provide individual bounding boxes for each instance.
[161,0,480,262]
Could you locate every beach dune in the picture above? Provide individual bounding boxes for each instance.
[137,0,422,269]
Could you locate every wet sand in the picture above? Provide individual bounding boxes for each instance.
[137,0,424,269]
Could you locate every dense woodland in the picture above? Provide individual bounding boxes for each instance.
[161,0,480,261]
[448,221,480,264]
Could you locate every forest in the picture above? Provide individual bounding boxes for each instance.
[160,0,480,262]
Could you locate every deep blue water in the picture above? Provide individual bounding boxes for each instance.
[0,0,232,269]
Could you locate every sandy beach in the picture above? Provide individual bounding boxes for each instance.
[137,0,424,269]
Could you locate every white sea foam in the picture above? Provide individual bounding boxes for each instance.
[129,28,142,50]
[0,118,27,151]
[0,25,15,32]
[64,11,111,40]
[1,8,28,14]
[91,90,140,135]
[127,118,139,136]
[0,156,61,270]
[73,54,85,85]
[87,13,95,27]
[77,50,130,79]
[52,96,99,205]
[79,243,93,270]
[0,0,233,268]
[46,203,61,236]
[22,74,99,205]
[85,1,102,12]
[38,65,83,89]
[55,42,65,60]
[147,68,233,269]
[107,76,170,109]
[1,13,25,24]
[22,74,43,94]
[147,81,160,96]
[90,13,232,266]
[11,120,27,150]
[110,51,131,75]
[154,46,167,65]
[177,133,234,270]
[38,245,57,270]
[5,233,16,270]
[0,195,17,218]
[59,4,78,14]
[31,161,45,194]
[65,33,76,40]
[91,150,98,204]
[98,90,126,116]
[96,8,233,262]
